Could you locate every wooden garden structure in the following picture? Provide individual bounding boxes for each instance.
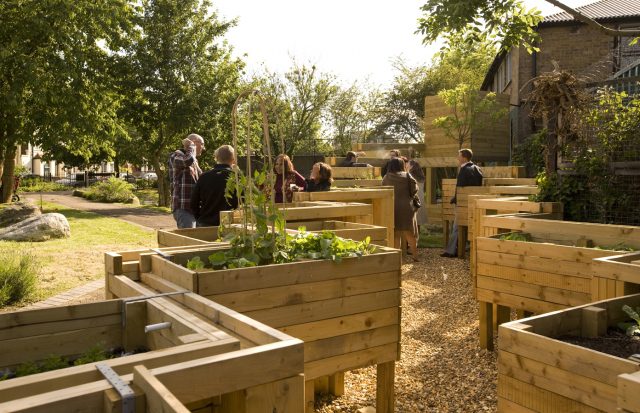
[105,243,403,413]
[0,284,305,412]
[292,187,395,246]
[499,293,640,413]
[441,177,540,257]
[474,213,640,350]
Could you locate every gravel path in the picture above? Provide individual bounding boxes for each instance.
[316,248,498,413]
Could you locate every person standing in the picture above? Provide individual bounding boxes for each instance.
[382,157,419,261]
[190,145,239,227]
[441,148,483,258]
[381,149,400,177]
[274,154,307,203]
[168,133,204,228]
[408,159,427,233]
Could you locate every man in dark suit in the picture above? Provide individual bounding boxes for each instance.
[190,145,239,227]
[441,148,483,257]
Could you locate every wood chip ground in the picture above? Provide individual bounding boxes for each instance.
[316,248,498,412]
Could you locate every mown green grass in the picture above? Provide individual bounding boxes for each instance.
[418,230,444,249]
[0,201,156,306]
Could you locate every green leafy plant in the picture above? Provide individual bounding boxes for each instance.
[0,252,38,308]
[186,256,206,270]
[73,343,108,365]
[594,243,636,252]
[83,177,136,203]
[619,305,640,337]
[499,232,531,242]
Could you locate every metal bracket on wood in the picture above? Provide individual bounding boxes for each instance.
[149,248,173,260]
[96,363,136,413]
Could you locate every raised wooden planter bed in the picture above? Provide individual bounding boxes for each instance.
[293,187,395,246]
[1,278,304,412]
[498,293,640,412]
[442,178,540,257]
[158,220,387,249]
[475,213,640,350]
[105,244,402,413]
[332,166,381,179]
[594,252,640,287]
[331,178,382,188]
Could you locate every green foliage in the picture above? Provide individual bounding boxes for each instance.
[0,253,38,307]
[512,130,546,176]
[83,178,135,203]
[73,343,108,366]
[285,230,374,263]
[186,256,205,270]
[19,178,68,193]
[620,305,640,337]
[14,362,41,378]
[417,0,543,52]
[433,84,507,148]
[499,232,531,242]
[593,243,636,252]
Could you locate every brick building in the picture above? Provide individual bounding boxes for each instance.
[481,0,640,147]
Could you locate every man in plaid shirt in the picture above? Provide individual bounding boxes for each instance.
[168,133,204,228]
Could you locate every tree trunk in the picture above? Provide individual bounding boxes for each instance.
[1,145,18,203]
[152,156,170,207]
[114,153,120,178]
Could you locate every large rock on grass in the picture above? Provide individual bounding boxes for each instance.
[0,202,41,228]
[0,213,70,241]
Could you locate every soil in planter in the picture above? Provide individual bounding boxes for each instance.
[558,328,640,359]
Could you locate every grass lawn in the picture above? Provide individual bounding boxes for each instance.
[135,189,171,213]
[418,228,444,249]
[0,201,156,307]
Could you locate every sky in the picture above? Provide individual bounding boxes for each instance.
[213,0,594,88]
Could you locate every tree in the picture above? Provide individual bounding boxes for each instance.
[261,62,337,156]
[0,0,133,202]
[433,83,507,148]
[119,0,243,206]
[326,84,365,154]
[372,37,494,142]
[417,0,640,53]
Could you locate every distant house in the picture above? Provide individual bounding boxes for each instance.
[15,143,116,178]
[480,0,640,146]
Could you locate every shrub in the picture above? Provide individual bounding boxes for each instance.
[20,178,68,192]
[83,178,135,203]
[0,253,38,307]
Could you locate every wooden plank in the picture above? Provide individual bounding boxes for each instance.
[376,361,395,413]
[245,374,305,413]
[133,365,190,413]
[479,301,494,351]
[619,372,640,413]
[304,342,398,380]
[0,324,122,368]
[499,350,616,412]
[0,300,121,329]
[0,313,121,342]
[476,288,566,314]
[280,307,399,342]
[123,301,147,352]
[196,251,401,296]
[499,326,640,387]
[304,325,399,362]
[243,289,401,329]
[476,276,591,307]
[0,340,239,403]
[477,237,609,265]
[209,271,400,313]
[476,249,598,279]
[498,374,603,412]
[476,263,592,293]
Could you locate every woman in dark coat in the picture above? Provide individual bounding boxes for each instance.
[382,157,419,260]
[306,162,332,192]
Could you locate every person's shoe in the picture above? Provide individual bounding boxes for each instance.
[440,252,455,258]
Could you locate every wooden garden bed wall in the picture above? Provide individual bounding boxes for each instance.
[331,178,382,188]
[106,246,402,413]
[157,227,220,248]
[292,188,395,246]
[331,166,381,179]
[593,252,640,285]
[475,213,640,350]
[498,294,640,413]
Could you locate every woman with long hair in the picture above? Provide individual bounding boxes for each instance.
[306,162,333,192]
[274,154,306,203]
[382,157,419,261]
[408,159,427,232]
